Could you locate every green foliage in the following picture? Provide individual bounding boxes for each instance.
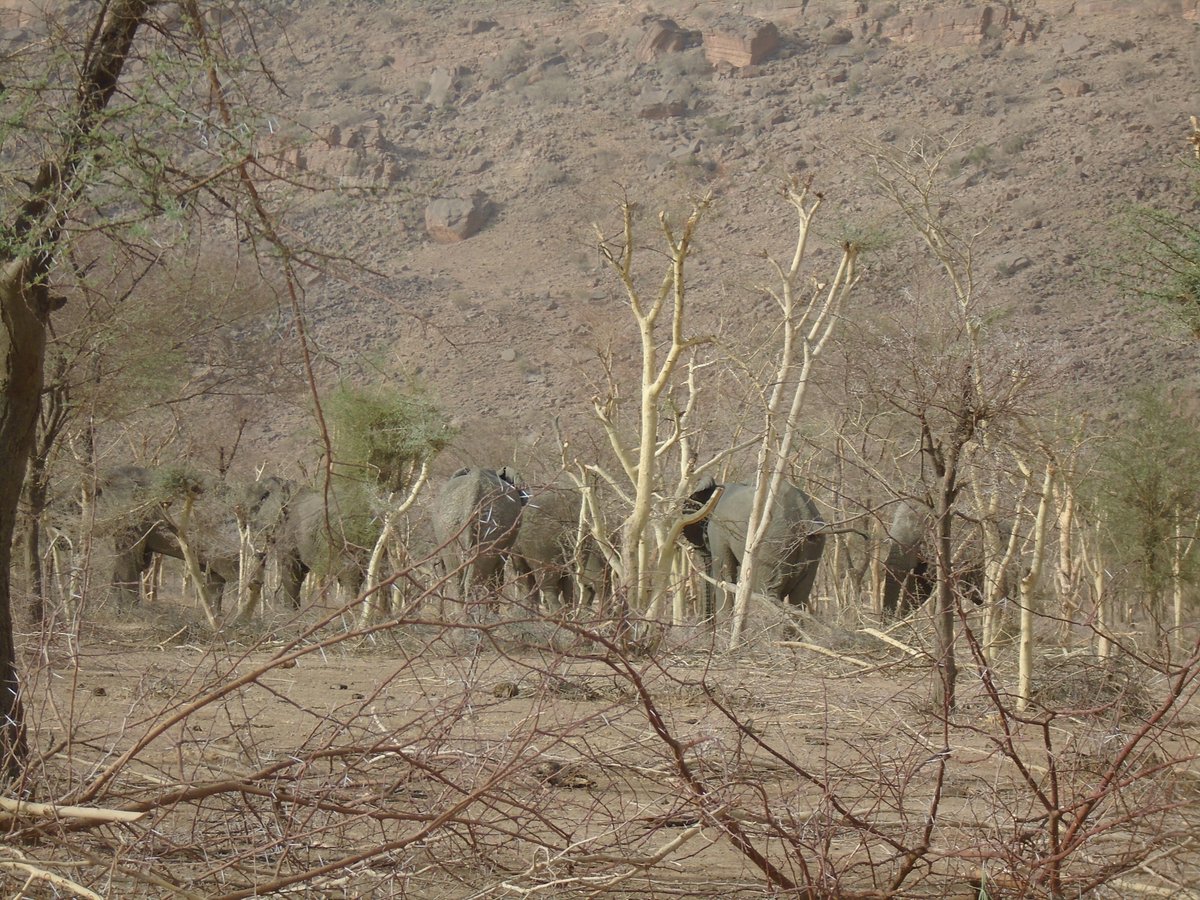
[1109,168,1200,336]
[326,382,454,493]
[1085,388,1200,601]
[319,477,381,565]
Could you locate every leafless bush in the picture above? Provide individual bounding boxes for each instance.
[4,551,1197,897]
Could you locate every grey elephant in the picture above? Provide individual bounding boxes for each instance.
[433,466,526,610]
[880,499,998,618]
[95,465,245,609]
[237,475,373,609]
[683,478,826,619]
[509,481,609,612]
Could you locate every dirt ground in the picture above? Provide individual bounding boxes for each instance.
[4,591,1198,899]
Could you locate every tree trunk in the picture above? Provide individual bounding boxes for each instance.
[0,267,44,780]
[21,479,45,626]
[0,0,153,780]
[931,472,959,712]
[1017,463,1055,711]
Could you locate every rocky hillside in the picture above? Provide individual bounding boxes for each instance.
[13,0,1200,472]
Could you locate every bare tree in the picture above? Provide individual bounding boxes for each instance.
[589,194,713,617]
[727,179,860,647]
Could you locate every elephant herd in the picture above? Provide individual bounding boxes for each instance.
[92,462,999,622]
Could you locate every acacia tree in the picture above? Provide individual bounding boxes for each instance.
[857,134,1041,709]
[0,1,293,780]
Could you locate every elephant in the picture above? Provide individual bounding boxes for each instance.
[683,478,827,620]
[880,499,1003,618]
[509,481,609,612]
[432,466,526,609]
[94,465,245,609]
[237,475,373,609]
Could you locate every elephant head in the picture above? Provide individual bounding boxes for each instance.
[94,464,241,609]
[880,499,1001,618]
[433,466,526,608]
[509,480,610,612]
[236,475,372,610]
[683,477,826,620]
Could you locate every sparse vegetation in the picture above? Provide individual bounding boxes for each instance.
[1,2,1199,897]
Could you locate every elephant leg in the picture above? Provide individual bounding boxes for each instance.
[111,549,144,607]
[281,553,308,609]
[713,550,739,620]
[203,567,227,615]
[510,557,539,609]
[339,564,365,607]
[478,555,506,617]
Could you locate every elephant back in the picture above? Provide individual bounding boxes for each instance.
[513,483,582,564]
[712,482,825,545]
[886,500,931,555]
[434,467,524,553]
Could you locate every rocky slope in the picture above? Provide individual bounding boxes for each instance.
[18,0,1200,471]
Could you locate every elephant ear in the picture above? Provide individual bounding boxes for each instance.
[681,478,720,552]
[497,466,531,503]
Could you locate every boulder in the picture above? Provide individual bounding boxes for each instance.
[636,18,690,62]
[703,16,780,68]
[882,5,1013,46]
[636,88,687,119]
[425,191,492,243]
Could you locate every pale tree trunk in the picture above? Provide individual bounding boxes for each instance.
[169,495,221,630]
[931,462,960,712]
[1052,455,1084,645]
[593,197,711,617]
[1080,524,1112,662]
[1170,509,1198,655]
[1017,462,1055,711]
[729,183,859,648]
[359,461,430,628]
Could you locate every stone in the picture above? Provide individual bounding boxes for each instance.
[636,18,689,62]
[1061,33,1090,55]
[465,18,497,34]
[1058,78,1090,97]
[636,88,687,119]
[881,5,1013,46]
[424,67,458,107]
[819,26,854,46]
[424,191,492,242]
[703,16,781,68]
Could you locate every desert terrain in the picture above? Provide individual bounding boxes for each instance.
[4,1,1200,898]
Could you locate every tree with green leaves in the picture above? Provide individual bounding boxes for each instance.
[0,1,295,781]
[1084,388,1200,641]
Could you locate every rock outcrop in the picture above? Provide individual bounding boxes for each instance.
[703,16,780,68]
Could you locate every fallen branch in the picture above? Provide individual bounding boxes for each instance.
[778,640,872,669]
[0,858,104,899]
[0,796,144,823]
[859,627,922,657]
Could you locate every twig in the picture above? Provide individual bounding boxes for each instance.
[0,859,104,899]
[777,641,872,669]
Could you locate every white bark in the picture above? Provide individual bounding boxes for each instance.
[359,460,430,628]
[728,183,859,647]
[1017,461,1055,711]
[168,494,220,630]
[593,197,712,615]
